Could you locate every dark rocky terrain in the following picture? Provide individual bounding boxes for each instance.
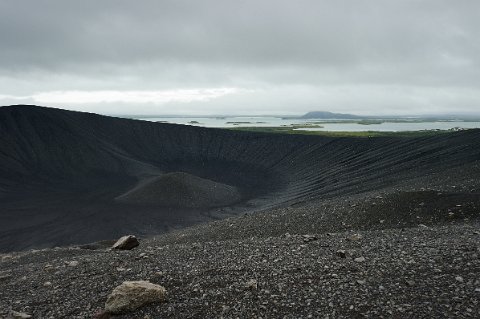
[116,172,242,208]
[1,105,480,252]
[1,180,479,318]
[0,105,479,318]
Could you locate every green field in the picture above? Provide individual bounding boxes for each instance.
[229,126,459,137]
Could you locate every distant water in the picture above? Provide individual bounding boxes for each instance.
[297,121,480,132]
[135,116,297,128]
[134,116,480,132]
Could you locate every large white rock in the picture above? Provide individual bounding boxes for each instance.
[105,281,167,314]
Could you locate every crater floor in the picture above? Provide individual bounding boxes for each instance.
[116,172,242,208]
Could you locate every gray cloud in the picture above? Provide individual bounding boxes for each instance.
[0,0,479,115]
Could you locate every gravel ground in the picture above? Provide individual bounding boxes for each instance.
[1,164,480,318]
[0,222,479,318]
[1,185,479,319]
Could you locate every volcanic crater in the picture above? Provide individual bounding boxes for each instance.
[1,105,479,252]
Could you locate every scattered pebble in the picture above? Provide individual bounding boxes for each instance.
[336,250,347,258]
[354,256,366,263]
[347,234,363,241]
[244,279,258,290]
[9,311,32,319]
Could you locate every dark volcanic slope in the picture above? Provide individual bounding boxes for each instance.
[1,105,480,251]
[116,172,242,208]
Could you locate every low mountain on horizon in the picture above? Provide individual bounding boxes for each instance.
[300,111,364,119]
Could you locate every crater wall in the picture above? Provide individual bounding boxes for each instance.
[1,105,479,251]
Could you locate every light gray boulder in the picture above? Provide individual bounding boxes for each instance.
[105,281,167,314]
[111,235,139,250]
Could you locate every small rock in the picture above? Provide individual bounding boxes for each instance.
[1,255,13,262]
[244,279,258,290]
[66,260,79,267]
[336,250,347,258]
[105,281,167,314]
[356,279,366,285]
[112,235,140,250]
[43,281,52,287]
[9,311,32,319]
[93,310,111,319]
[137,252,149,259]
[347,234,363,241]
[0,271,12,281]
[302,234,318,242]
[406,280,415,286]
[221,305,230,313]
[354,256,366,263]
[455,276,464,283]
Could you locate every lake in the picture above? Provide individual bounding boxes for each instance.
[134,116,480,132]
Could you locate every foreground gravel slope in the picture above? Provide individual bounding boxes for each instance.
[1,222,479,318]
[1,164,479,319]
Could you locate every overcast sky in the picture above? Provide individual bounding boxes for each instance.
[1,0,479,115]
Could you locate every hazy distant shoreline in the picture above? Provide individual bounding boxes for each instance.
[130,115,480,132]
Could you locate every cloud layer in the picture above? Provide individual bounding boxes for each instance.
[0,0,479,115]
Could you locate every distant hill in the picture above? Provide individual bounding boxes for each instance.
[300,111,363,119]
